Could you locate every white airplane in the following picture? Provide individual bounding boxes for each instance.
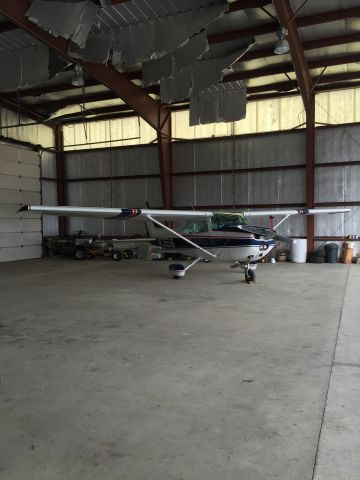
[19,205,350,282]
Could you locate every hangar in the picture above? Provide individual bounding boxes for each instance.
[0,1,359,478]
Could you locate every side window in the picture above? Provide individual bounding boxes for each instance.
[211,215,221,231]
[182,220,208,234]
[211,214,248,231]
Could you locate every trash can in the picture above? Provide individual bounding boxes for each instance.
[324,243,339,263]
[290,239,307,263]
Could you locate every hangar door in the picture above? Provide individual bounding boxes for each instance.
[0,143,42,262]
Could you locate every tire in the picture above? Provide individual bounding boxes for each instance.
[113,250,123,261]
[123,249,133,260]
[245,269,256,283]
[74,247,87,261]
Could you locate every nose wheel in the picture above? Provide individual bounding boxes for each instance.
[244,267,256,284]
[230,261,257,283]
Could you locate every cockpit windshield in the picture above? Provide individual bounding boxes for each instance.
[211,213,248,231]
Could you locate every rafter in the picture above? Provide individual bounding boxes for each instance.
[0,0,167,130]
[57,78,360,125]
[24,51,360,112]
[208,6,360,44]
[228,0,271,12]
[0,0,173,208]
[272,0,312,109]
[0,96,52,123]
[225,52,360,83]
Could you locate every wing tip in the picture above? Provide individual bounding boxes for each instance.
[17,205,29,213]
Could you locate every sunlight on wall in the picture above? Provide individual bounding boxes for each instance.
[62,87,359,149]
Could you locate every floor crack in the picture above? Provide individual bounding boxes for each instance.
[311,265,351,480]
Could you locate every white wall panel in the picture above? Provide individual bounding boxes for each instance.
[315,165,360,203]
[66,149,111,179]
[316,124,360,164]
[173,131,306,174]
[65,173,160,236]
[0,143,42,262]
[41,151,57,179]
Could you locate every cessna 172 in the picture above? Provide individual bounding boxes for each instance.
[19,205,350,283]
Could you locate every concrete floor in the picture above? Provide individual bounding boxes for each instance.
[0,259,358,480]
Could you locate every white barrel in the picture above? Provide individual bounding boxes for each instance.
[290,239,307,263]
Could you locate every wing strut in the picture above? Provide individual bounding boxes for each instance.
[146,215,217,259]
[274,215,290,230]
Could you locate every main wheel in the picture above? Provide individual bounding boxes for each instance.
[245,268,256,284]
[113,250,123,261]
[123,249,133,259]
[169,264,185,279]
[74,247,87,260]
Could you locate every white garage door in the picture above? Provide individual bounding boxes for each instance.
[0,143,42,262]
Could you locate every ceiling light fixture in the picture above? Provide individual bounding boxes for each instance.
[71,64,85,87]
[274,26,290,55]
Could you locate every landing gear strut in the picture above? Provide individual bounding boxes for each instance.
[231,260,257,284]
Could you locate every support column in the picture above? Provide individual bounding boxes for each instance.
[55,125,67,236]
[157,110,173,209]
[306,91,315,252]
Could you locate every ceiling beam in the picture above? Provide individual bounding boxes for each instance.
[247,71,360,94]
[241,31,360,63]
[272,0,312,110]
[53,104,133,122]
[26,51,360,111]
[0,96,52,123]
[225,52,360,83]
[208,6,360,44]
[1,11,359,101]
[59,79,360,125]
[0,79,101,99]
[0,0,168,132]
[228,0,271,12]
[0,20,15,33]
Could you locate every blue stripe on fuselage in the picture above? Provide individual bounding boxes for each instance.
[157,237,275,249]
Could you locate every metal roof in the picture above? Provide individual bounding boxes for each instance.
[0,0,359,124]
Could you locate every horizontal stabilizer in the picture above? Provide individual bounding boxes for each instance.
[273,234,292,243]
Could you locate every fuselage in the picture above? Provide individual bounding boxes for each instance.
[148,213,276,263]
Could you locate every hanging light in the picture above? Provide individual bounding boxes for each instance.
[274,26,290,55]
[71,64,85,87]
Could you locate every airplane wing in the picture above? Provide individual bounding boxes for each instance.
[18,205,213,220]
[242,208,351,217]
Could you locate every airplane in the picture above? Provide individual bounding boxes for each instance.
[18,205,350,283]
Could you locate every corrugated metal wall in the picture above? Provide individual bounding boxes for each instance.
[315,124,360,255]
[173,130,307,238]
[62,123,360,247]
[41,150,59,237]
[65,145,161,236]
[0,142,42,261]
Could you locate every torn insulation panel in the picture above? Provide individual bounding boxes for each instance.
[26,0,99,48]
[0,43,49,90]
[142,31,209,87]
[112,1,226,68]
[160,67,192,104]
[191,45,252,94]
[153,2,227,57]
[190,82,247,125]
[113,22,154,66]
[69,32,113,63]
